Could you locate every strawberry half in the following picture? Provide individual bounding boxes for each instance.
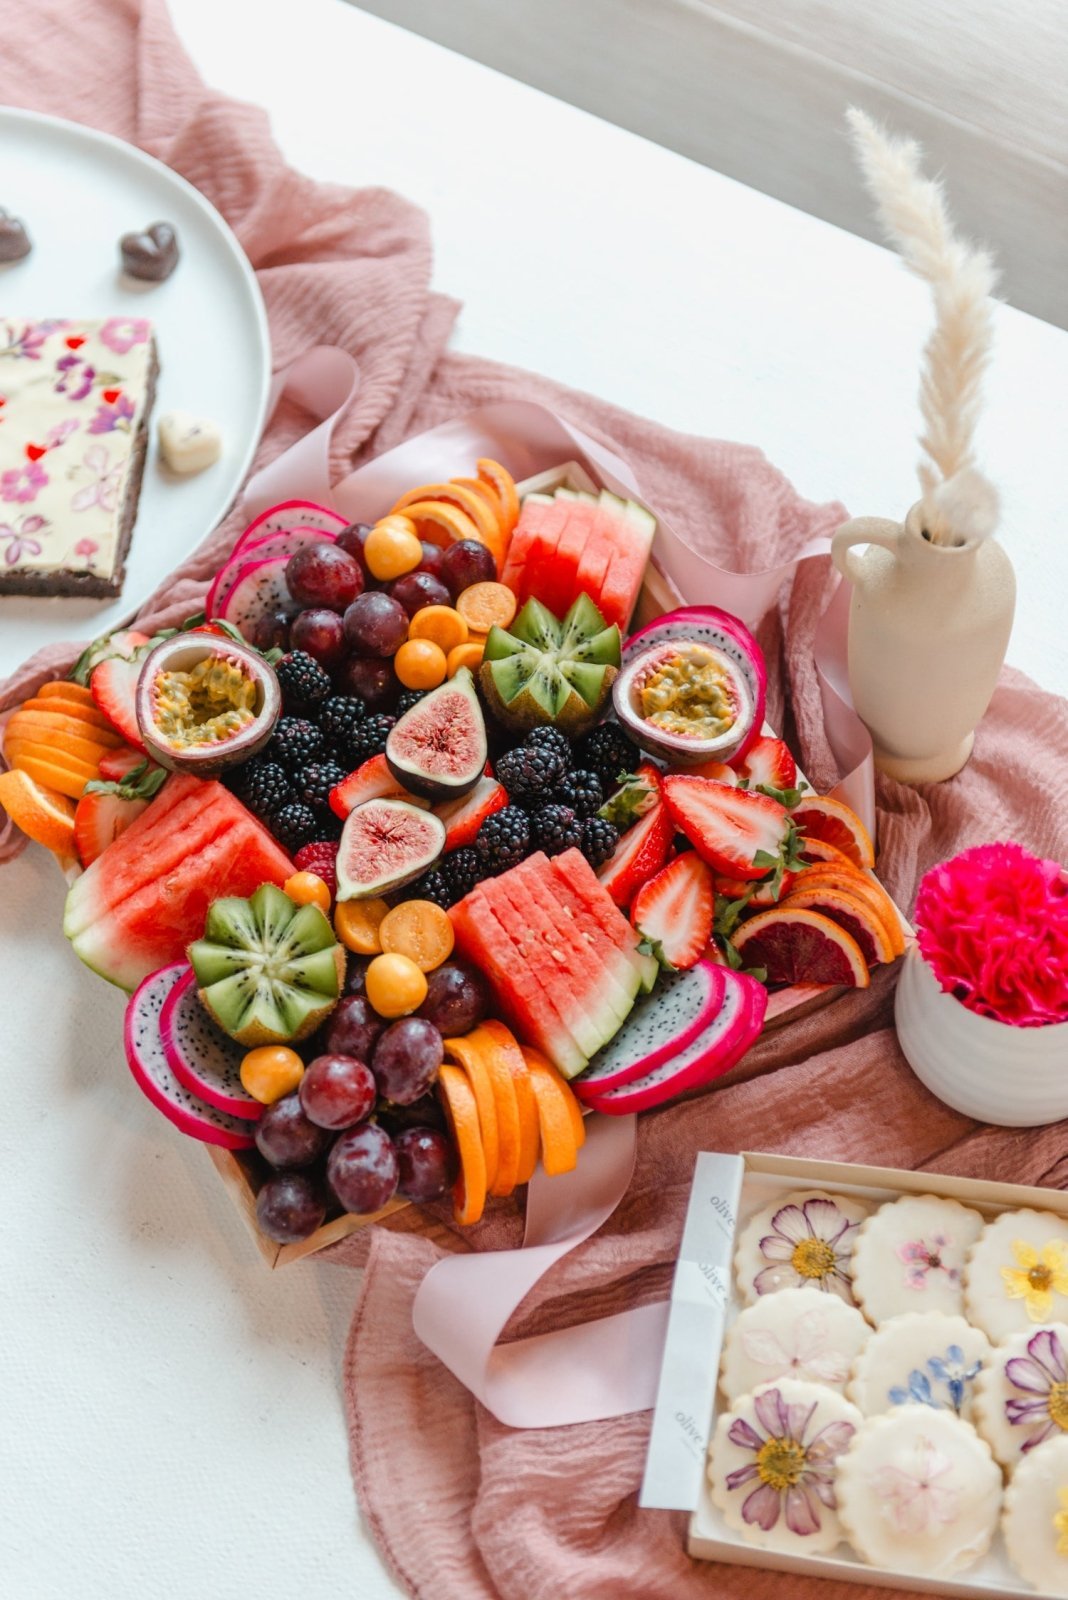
[662,774,790,881]
[631,852,714,970]
[596,767,674,907]
[329,753,431,819]
[733,736,797,794]
[73,758,167,867]
[89,655,147,749]
[97,745,161,783]
[436,773,508,850]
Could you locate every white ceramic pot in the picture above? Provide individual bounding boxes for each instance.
[895,945,1068,1126]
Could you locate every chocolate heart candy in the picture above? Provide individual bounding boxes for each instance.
[0,208,32,263]
[119,220,179,282]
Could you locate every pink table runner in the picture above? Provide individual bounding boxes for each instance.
[4,6,1068,1597]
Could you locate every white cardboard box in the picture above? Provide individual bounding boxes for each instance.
[641,1150,1068,1597]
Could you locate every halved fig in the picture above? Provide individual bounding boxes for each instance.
[385,667,487,800]
[135,635,281,775]
[337,798,446,900]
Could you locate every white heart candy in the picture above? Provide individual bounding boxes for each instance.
[158,410,222,474]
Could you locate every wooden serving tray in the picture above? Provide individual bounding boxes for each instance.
[213,462,902,1267]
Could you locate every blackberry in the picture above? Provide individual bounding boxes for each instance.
[441,846,482,903]
[525,726,572,768]
[275,650,332,711]
[297,760,348,811]
[270,801,320,853]
[475,805,531,875]
[530,803,584,858]
[318,695,366,744]
[395,689,427,717]
[271,716,325,772]
[496,741,569,800]
[553,767,604,819]
[410,869,452,910]
[243,760,293,819]
[580,814,620,869]
[576,723,639,791]
[343,713,396,763]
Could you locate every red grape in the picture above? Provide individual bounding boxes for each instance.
[344,955,370,996]
[417,961,491,1036]
[389,570,451,618]
[335,523,372,567]
[441,540,497,598]
[326,994,384,1060]
[336,655,397,711]
[255,1094,332,1168]
[343,592,409,655]
[378,1093,447,1137]
[291,608,347,666]
[256,1172,326,1242]
[371,1017,444,1105]
[299,1054,377,1130]
[417,541,445,577]
[252,610,292,651]
[395,1127,454,1202]
[327,1123,399,1214]
[287,542,364,611]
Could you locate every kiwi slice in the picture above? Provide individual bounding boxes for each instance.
[188,883,345,1046]
[481,594,620,735]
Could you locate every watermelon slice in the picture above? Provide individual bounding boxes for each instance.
[501,495,553,596]
[542,508,590,620]
[546,849,659,993]
[515,500,572,612]
[510,853,643,1019]
[573,505,623,611]
[594,501,656,631]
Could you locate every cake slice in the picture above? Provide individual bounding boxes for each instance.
[0,317,158,597]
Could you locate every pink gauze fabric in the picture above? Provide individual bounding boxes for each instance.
[4,6,1068,1600]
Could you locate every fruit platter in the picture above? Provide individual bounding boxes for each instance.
[0,451,907,1266]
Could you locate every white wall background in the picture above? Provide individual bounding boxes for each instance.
[349,0,1068,328]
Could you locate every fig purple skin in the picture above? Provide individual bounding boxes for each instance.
[384,668,487,799]
[134,635,280,775]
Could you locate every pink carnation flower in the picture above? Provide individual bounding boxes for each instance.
[914,843,1068,1027]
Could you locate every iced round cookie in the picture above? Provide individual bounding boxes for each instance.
[837,1407,1001,1577]
[1003,1434,1068,1596]
[735,1190,871,1307]
[851,1194,984,1323]
[720,1287,870,1403]
[708,1378,861,1554]
[848,1312,990,1423]
[965,1209,1068,1342]
[972,1323,1068,1471]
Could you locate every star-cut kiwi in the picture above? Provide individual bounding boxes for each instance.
[480,593,620,735]
[188,883,344,1046]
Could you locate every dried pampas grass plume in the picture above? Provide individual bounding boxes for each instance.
[846,108,1000,546]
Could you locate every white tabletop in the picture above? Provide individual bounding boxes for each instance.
[4,4,1067,1597]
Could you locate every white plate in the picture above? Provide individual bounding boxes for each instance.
[0,108,271,680]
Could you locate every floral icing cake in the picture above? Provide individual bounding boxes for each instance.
[847,1312,990,1423]
[836,1407,1002,1577]
[707,1378,861,1554]
[965,1209,1068,1342]
[719,1286,870,1403]
[973,1323,1068,1471]
[851,1194,984,1323]
[0,317,158,596]
[1002,1434,1068,1596]
[734,1190,870,1306]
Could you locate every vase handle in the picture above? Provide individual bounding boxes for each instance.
[832,516,902,585]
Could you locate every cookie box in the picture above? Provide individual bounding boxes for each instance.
[641,1150,1066,1597]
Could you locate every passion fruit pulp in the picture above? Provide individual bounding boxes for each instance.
[135,634,281,774]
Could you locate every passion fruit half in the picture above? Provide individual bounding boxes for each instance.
[135,634,281,775]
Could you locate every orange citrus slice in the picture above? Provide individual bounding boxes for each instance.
[379,899,455,972]
[732,907,870,988]
[443,1034,501,1192]
[447,1030,521,1198]
[792,796,875,869]
[447,641,485,678]
[451,476,504,528]
[476,459,519,536]
[5,727,109,769]
[14,702,123,740]
[10,749,98,799]
[455,582,517,633]
[391,483,502,550]
[0,768,77,855]
[477,1020,540,1186]
[520,1046,583,1175]
[406,605,469,653]
[437,1064,488,1226]
[392,499,503,573]
[779,886,895,966]
[334,896,390,955]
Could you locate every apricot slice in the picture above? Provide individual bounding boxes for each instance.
[35,680,97,705]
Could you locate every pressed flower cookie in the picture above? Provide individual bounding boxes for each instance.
[972,1323,1068,1471]
[707,1378,862,1554]
[836,1407,1001,1577]
[1002,1434,1068,1595]
[720,1287,870,1404]
[847,1312,990,1423]
[734,1190,871,1307]
[851,1194,984,1323]
[965,1209,1068,1342]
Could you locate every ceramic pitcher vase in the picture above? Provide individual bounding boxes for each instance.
[831,502,1015,783]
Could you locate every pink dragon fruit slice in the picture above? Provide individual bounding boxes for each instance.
[124,964,256,1149]
[582,967,765,1115]
[241,500,347,543]
[571,961,726,1100]
[206,528,334,619]
[217,556,298,636]
[159,966,263,1121]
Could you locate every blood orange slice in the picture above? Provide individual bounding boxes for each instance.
[437,1063,488,1226]
[779,886,894,966]
[796,836,858,868]
[731,907,870,987]
[792,796,874,869]
[792,866,905,957]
